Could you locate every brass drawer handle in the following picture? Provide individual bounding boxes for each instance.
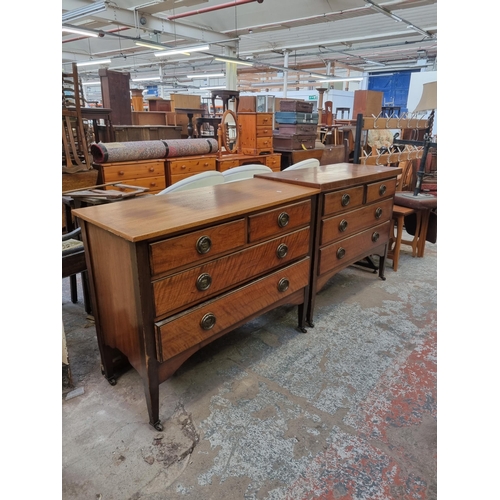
[341,193,350,207]
[276,243,288,259]
[196,273,212,291]
[337,247,346,259]
[277,212,289,228]
[196,235,212,254]
[375,207,383,219]
[277,278,289,292]
[339,219,348,232]
[379,184,387,196]
[372,232,380,242]
[200,313,216,330]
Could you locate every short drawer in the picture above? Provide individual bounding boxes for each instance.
[366,178,397,203]
[265,154,281,171]
[167,157,216,175]
[155,257,310,362]
[323,185,364,215]
[153,227,311,317]
[100,160,165,182]
[149,219,246,276]
[248,199,311,243]
[321,198,394,245]
[256,137,273,150]
[217,159,240,172]
[256,125,274,137]
[117,176,165,192]
[256,114,273,126]
[318,220,391,276]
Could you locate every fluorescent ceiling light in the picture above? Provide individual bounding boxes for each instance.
[318,77,363,83]
[187,72,224,79]
[407,25,431,37]
[215,56,253,66]
[364,59,386,67]
[201,85,226,90]
[81,81,101,86]
[62,27,98,38]
[77,59,111,67]
[132,76,162,82]
[366,2,402,22]
[62,1,107,23]
[155,44,210,57]
[135,41,168,50]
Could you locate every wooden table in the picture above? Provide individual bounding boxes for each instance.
[195,117,221,138]
[174,108,204,138]
[80,107,114,143]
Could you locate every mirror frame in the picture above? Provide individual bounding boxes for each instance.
[219,109,239,154]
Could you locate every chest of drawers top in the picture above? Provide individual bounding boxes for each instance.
[255,163,401,192]
[73,178,320,242]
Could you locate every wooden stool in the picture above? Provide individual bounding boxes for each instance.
[387,205,420,271]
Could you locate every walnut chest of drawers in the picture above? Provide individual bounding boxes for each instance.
[95,158,167,194]
[73,178,319,430]
[237,112,274,155]
[256,163,401,325]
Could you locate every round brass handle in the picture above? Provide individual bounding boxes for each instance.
[375,207,383,219]
[276,243,288,259]
[379,184,387,196]
[339,219,348,232]
[372,232,380,242]
[277,278,289,292]
[196,235,212,254]
[341,193,350,207]
[336,247,346,259]
[277,212,290,228]
[196,273,212,291]
[119,170,124,175]
[200,313,216,330]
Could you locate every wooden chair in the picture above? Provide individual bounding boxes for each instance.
[62,228,91,314]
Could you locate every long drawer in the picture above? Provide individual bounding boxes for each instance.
[99,159,165,182]
[153,227,311,317]
[318,220,391,275]
[155,257,310,362]
[167,156,216,176]
[321,198,394,245]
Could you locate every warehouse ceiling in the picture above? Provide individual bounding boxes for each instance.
[62,0,437,94]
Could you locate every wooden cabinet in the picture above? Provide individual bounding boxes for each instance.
[73,179,319,429]
[255,163,401,325]
[165,154,217,185]
[238,112,274,155]
[147,99,172,112]
[352,90,383,118]
[95,158,166,194]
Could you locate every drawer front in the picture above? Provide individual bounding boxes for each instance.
[113,176,165,192]
[321,198,394,245]
[153,227,311,317]
[256,113,273,126]
[248,199,312,243]
[366,178,397,203]
[323,186,365,215]
[256,136,273,150]
[168,157,216,175]
[318,220,391,276]
[155,257,310,362]
[150,219,246,276]
[101,161,165,182]
[216,159,240,172]
[256,125,274,137]
[265,154,281,171]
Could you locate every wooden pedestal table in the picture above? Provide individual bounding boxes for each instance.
[174,108,204,138]
[256,162,401,326]
[73,179,319,430]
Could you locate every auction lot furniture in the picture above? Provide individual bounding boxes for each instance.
[73,179,319,430]
[256,162,401,325]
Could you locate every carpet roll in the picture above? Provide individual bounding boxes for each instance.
[91,141,167,164]
[165,138,218,157]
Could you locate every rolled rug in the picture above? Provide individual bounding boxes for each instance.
[91,141,167,164]
[165,138,218,157]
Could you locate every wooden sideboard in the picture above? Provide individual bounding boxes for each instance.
[256,163,402,325]
[73,179,319,429]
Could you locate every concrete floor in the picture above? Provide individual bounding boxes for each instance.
[62,239,437,500]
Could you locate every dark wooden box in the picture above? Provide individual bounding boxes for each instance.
[273,133,316,150]
[277,123,317,135]
[279,100,314,113]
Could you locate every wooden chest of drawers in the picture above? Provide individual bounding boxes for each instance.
[256,163,401,325]
[95,158,166,194]
[165,154,217,185]
[73,178,319,429]
[237,112,274,155]
[216,153,282,172]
